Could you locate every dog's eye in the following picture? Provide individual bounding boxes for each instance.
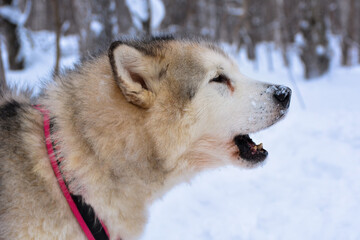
[210,74,229,84]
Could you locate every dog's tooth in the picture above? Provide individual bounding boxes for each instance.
[257,143,263,150]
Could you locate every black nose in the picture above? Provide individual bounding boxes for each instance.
[273,85,291,109]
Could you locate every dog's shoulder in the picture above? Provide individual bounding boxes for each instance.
[0,97,35,169]
[0,99,21,120]
[0,99,26,142]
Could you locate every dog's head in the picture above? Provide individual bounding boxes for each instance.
[108,37,291,171]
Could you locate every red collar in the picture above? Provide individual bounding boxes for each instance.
[34,105,110,240]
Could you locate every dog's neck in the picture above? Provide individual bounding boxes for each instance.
[50,109,187,239]
[34,105,111,239]
[40,57,200,239]
[42,94,180,238]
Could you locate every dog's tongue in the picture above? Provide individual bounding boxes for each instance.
[234,135,268,162]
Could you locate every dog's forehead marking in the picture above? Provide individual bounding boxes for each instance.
[154,41,237,102]
[168,53,206,101]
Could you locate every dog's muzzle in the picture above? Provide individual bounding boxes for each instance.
[234,85,292,164]
[234,134,268,163]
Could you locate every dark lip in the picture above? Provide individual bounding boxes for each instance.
[234,134,268,163]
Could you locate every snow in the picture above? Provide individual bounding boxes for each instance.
[295,33,305,47]
[316,45,326,55]
[227,7,244,16]
[0,5,23,25]
[3,31,79,96]
[90,20,104,37]
[299,20,310,29]
[0,0,31,26]
[125,0,165,30]
[2,32,360,239]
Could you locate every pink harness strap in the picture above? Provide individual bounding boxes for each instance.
[34,105,109,240]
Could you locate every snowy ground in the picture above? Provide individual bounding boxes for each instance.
[3,33,360,240]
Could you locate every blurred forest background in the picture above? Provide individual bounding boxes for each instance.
[0,0,359,83]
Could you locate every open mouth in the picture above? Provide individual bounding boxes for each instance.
[234,135,268,163]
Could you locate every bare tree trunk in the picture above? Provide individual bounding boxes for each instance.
[357,0,360,64]
[73,0,119,58]
[0,45,7,97]
[298,0,330,79]
[142,0,152,36]
[161,0,197,35]
[348,0,355,65]
[340,0,355,66]
[276,0,290,67]
[243,0,256,60]
[114,0,132,35]
[96,0,115,44]
[26,0,52,31]
[72,0,93,57]
[52,0,61,75]
[0,0,24,70]
[214,1,225,41]
[242,0,264,61]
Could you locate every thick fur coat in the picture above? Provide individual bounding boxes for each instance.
[0,37,291,240]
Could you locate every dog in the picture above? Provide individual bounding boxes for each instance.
[0,36,291,240]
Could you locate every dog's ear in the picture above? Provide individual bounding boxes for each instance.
[109,41,155,108]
